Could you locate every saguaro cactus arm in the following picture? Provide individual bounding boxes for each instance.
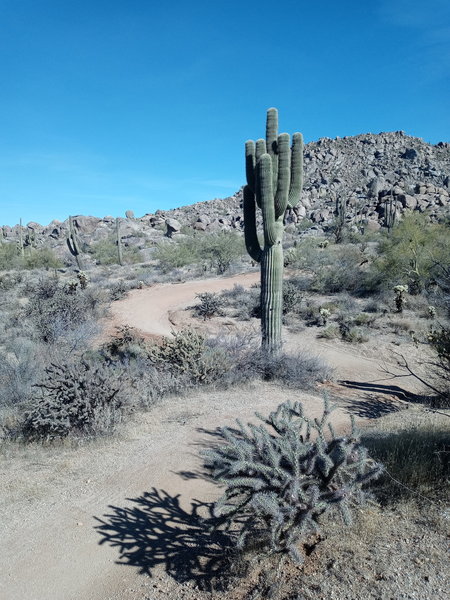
[258,154,278,247]
[288,132,304,208]
[245,141,256,193]
[274,133,291,219]
[243,185,262,263]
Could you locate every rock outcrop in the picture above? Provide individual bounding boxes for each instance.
[2,131,449,267]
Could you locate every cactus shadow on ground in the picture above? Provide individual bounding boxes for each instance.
[94,488,236,592]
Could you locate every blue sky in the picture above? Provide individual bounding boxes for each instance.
[1,0,449,226]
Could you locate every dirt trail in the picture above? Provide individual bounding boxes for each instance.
[101,272,260,341]
[1,273,417,600]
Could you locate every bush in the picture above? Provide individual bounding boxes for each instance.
[108,280,131,301]
[0,243,62,270]
[23,277,102,343]
[203,398,383,563]
[154,239,196,273]
[425,326,450,402]
[282,280,304,315]
[0,243,22,270]
[24,247,62,269]
[101,325,149,362]
[23,359,126,439]
[374,213,450,294]
[337,316,369,343]
[147,328,230,384]
[194,292,224,320]
[155,232,245,275]
[199,232,246,274]
[0,338,44,407]
[220,284,260,321]
[89,236,142,265]
[251,350,333,388]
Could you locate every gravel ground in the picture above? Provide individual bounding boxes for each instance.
[125,500,449,600]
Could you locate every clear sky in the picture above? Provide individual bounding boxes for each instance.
[1,0,449,226]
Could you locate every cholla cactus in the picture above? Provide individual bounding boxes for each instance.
[203,398,383,564]
[77,271,89,289]
[65,280,78,295]
[319,307,331,326]
[393,284,408,313]
[427,305,436,319]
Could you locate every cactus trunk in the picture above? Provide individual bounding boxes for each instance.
[67,215,83,270]
[261,240,284,353]
[19,218,24,258]
[244,108,303,355]
[116,218,123,266]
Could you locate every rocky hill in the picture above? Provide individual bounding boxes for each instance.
[1,131,449,266]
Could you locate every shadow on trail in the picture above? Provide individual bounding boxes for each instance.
[95,488,234,591]
[338,380,424,419]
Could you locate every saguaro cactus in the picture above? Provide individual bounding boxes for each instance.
[66,216,83,269]
[17,218,25,258]
[244,108,303,354]
[116,217,123,266]
[384,191,397,234]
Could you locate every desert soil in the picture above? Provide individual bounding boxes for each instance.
[1,273,447,600]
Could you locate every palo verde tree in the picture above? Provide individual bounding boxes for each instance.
[244,108,303,354]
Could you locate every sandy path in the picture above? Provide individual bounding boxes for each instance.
[102,272,260,340]
[1,272,417,600]
[1,384,367,600]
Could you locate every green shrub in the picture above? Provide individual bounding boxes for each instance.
[89,236,142,265]
[194,292,224,320]
[0,243,22,270]
[426,326,450,402]
[101,325,149,362]
[353,312,377,326]
[199,232,245,274]
[24,277,103,343]
[337,317,369,343]
[147,328,230,384]
[24,247,62,269]
[220,284,260,321]
[155,232,245,275]
[203,398,383,563]
[154,239,196,272]
[318,324,340,339]
[374,214,450,294]
[23,359,126,439]
[0,244,62,270]
[282,280,304,315]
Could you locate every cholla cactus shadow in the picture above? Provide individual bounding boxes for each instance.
[202,398,383,564]
[95,488,236,591]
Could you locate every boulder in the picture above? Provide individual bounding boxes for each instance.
[193,221,207,231]
[397,194,418,210]
[165,218,181,238]
[364,219,381,232]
